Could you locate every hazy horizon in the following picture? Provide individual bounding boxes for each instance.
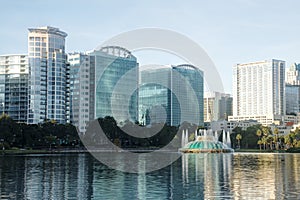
[1,0,300,93]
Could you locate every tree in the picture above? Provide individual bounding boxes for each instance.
[267,135,273,150]
[261,136,267,150]
[256,129,262,139]
[236,134,242,149]
[262,126,270,137]
[273,128,279,150]
[257,140,262,151]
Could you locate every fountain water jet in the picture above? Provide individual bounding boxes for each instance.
[180,129,234,153]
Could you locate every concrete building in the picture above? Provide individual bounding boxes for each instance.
[0,54,28,122]
[204,91,232,122]
[27,26,68,124]
[230,59,285,125]
[206,120,259,133]
[68,52,95,134]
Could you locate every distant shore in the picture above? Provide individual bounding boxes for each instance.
[1,147,300,155]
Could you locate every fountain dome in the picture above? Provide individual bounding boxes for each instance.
[180,130,234,153]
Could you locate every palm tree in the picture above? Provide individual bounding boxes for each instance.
[236,134,242,149]
[273,128,279,150]
[256,129,262,150]
[284,134,292,149]
[256,129,262,138]
[267,135,273,150]
[262,126,270,137]
[257,140,262,151]
[261,136,267,150]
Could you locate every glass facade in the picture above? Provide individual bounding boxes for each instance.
[27,26,67,124]
[139,64,204,126]
[89,46,138,123]
[172,65,204,126]
[139,67,172,125]
[0,55,28,122]
[286,84,300,115]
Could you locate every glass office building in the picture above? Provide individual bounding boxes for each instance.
[0,54,28,122]
[139,64,204,126]
[89,46,138,123]
[172,64,204,126]
[27,26,68,124]
[139,66,172,125]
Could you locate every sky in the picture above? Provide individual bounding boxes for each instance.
[1,0,300,93]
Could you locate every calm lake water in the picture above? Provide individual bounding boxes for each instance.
[0,153,300,200]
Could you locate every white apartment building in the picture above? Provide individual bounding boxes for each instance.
[230,59,285,125]
[27,26,68,124]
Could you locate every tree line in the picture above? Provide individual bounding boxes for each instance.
[0,114,81,150]
[231,124,300,151]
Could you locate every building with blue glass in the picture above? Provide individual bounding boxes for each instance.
[139,64,204,126]
[88,46,139,123]
[27,26,68,124]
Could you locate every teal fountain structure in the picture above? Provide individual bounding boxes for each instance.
[180,129,234,153]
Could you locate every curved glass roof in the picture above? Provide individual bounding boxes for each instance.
[184,141,230,150]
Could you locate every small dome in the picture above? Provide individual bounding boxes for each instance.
[186,141,227,150]
[180,136,234,153]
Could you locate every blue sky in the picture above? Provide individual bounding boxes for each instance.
[1,0,300,93]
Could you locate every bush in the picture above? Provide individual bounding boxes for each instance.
[286,147,300,153]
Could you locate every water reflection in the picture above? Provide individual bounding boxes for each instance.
[0,153,299,199]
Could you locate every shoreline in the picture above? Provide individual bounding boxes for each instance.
[1,148,299,155]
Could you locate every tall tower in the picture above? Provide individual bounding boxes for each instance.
[68,52,95,134]
[27,26,68,124]
[285,63,300,115]
[0,54,28,122]
[138,64,204,126]
[286,63,300,85]
[230,59,285,125]
[89,46,139,123]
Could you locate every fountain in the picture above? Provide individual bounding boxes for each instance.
[180,129,234,153]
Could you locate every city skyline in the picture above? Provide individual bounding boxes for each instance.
[1,0,300,93]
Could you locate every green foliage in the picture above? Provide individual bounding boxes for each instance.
[0,116,80,149]
[84,117,179,148]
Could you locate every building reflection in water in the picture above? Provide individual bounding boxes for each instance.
[181,153,300,199]
[0,153,300,199]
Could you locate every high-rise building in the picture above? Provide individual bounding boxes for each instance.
[286,63,300,85]
[229,59,285,125]
[139,64,204,126]
[88,46,139,123]
[285,63,300,117]
[204,91,232,122]
[68,52,95,134]
[172,64,204,126]
[27,26,68,124]
[0,54,28,122]
[139,66,172,125]
[285,84,300,115]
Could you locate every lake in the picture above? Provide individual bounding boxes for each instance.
[0,153,300,199]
